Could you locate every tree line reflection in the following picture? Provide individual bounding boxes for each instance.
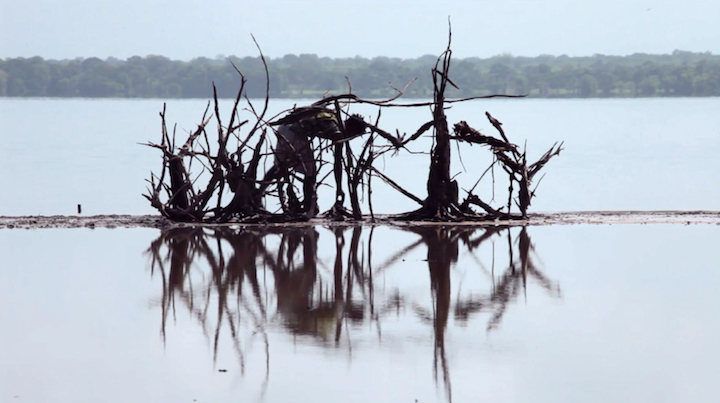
[146,225,560,402]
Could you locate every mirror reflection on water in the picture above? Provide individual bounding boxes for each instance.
[147,225,559,402]
[2,224,718,402]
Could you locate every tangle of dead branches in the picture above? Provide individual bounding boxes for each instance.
[144,29,562,223]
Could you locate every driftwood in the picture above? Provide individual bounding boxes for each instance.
[144,30,562,223]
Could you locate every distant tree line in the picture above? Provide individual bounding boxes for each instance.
[1,50,718,99]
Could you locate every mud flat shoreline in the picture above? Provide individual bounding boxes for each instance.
[1,211,718,230]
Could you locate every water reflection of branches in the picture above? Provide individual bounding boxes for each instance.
[147,227,270,378]
[454,227,563,331]
[146,225,560,402]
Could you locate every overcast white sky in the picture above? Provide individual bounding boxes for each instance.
[2,0,719,60]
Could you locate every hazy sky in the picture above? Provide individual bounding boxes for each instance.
[2,0,719,60]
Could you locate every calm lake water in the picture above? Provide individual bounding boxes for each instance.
[0,97,719,215]
[1,98,719,402]
[1,224,719,403]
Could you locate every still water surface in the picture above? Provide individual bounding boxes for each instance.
[1,97,718,215]
[1,97,718,402]
[1,224,719,402]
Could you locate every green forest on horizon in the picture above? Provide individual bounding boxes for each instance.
[1,50,719,99]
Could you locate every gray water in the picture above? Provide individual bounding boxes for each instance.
[1,224,719,403]
[1,98,719,216]
[1,98,719,403]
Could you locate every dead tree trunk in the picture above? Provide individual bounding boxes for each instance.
[425,49,456,218]
[401,36,462,220]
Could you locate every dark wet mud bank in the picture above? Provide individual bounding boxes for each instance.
[1,211,718,229]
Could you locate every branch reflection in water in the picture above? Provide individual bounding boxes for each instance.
[145,225,561,401]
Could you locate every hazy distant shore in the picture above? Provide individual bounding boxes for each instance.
[2,51,718,99]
